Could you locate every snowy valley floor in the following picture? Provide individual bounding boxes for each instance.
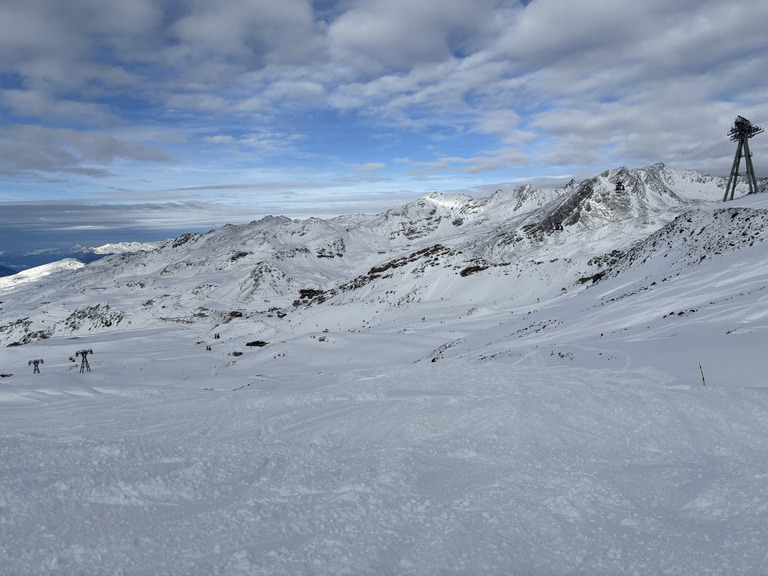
[2,320,768,575]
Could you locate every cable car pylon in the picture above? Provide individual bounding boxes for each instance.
[75,349,93,373]
[723,115,763,201]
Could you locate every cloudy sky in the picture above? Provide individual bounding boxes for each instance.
[1,0,767,250]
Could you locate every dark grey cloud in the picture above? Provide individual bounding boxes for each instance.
[327,0,503,72]
[0,0,158,97]
[0,201,224,252]
[0,125,173,177]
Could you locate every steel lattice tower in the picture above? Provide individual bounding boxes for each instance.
[76,349,93,373]
[723,116,763,201]
[28,359,43,374]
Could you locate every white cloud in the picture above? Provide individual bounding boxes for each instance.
[204,135,238,146]
[263,80,327,105]
[0,89,118,125]
[354,162,386,173]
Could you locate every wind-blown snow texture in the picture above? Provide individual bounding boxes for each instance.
[2,164,768,575]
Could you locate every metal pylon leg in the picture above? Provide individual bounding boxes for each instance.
[724,139,744,202]
[743,138,758,194]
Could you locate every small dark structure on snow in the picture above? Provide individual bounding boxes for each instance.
[75,349,93,373]
[28,358,43,374]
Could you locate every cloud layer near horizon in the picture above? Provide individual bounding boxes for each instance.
[1,0,766,221]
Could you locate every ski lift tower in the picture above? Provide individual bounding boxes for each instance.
[28,359,43,374]
[723,115,763,201]
[75,349,93,373]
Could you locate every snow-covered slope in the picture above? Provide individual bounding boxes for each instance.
[0,258,84,291]
[2,164,768,575]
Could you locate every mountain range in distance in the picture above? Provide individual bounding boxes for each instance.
[1,162,766,351]
[0,241,163,276]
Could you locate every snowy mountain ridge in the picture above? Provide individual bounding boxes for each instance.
[0,163,747,348]
[0,240,163,274]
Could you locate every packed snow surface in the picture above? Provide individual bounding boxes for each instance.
[1,165,768,575]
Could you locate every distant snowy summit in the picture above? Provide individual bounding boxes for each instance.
[0,240,162,275]
[90,241,161,255]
